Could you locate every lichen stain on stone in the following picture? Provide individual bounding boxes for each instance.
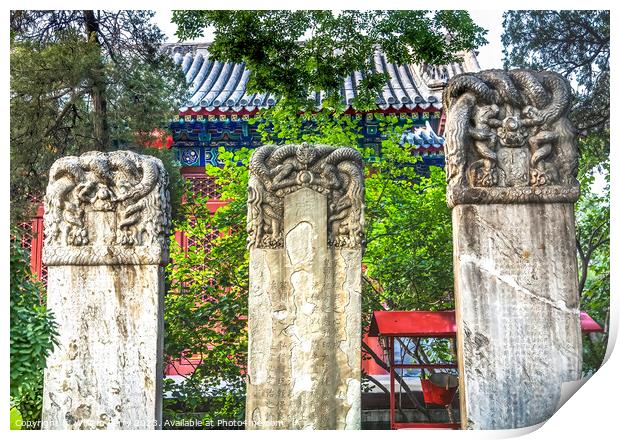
[61,380,71,392]
[112,268,123,305]
[65,412,76,425]
[144,374,154,390]
[128,300,142,325]
[75,403,92,419]
[116,314,128,339]
[68,341,78,360]
[459,205,481,252]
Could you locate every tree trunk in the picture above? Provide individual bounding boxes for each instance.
[83,10,109,151]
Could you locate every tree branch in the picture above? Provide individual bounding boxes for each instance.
[362,340,430,419]
[364,373,411,422]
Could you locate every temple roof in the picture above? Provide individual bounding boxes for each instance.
[169,43,480,114]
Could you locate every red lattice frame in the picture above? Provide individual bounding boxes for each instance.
[177,216,222,275]
[176,167,229,276]
[182,167,221,199]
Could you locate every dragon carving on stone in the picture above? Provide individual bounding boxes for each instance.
[43,150,171,265]
[443,69,579,207]
[247,143,364,249]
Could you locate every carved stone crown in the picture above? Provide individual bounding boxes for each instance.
[442,69,579,208]
[247,143,365,249]
[43,150,171,266]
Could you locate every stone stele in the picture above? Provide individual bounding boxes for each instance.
[443,69,582,429]
[41,150,171,430]
[246,143,364,429]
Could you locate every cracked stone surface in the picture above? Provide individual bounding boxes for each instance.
[246,188,361,429]
[42,266,164,430]
[453,203,582,429]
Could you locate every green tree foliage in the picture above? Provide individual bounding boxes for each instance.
[172,10,487,107]
[10,10,186,223]
[576,149,609,374]
[164,149,250,427]
[363,121,453,315]
[502,10,609,143]
[502,10,610,374]
[10,406,23,430]
[10,232,58,427]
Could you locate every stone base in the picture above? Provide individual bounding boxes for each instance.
[42,265,164,430]
[453,203,582,429]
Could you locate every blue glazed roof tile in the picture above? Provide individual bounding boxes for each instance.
[168,43,480,113]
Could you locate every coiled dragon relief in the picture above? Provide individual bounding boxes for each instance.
[247,143,364,249]
[443,69,579,208]
[43,150,171,265]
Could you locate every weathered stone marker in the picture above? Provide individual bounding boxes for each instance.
[443,70,582,429]
[246,143,364,429]
[42,150,171,429]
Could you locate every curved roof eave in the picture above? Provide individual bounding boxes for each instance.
[166,43,480,114]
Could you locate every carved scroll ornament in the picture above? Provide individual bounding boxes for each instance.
[247,143,365,249]
[43,151,171,265]
[443,69,579,208]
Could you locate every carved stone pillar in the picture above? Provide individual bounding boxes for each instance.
[245,143,364,429]
[41,151,171,429]
[443,70,582,429]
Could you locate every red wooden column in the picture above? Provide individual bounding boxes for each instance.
[19,203,45,283]
[388,336,395,430]
[29,204,45,281]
